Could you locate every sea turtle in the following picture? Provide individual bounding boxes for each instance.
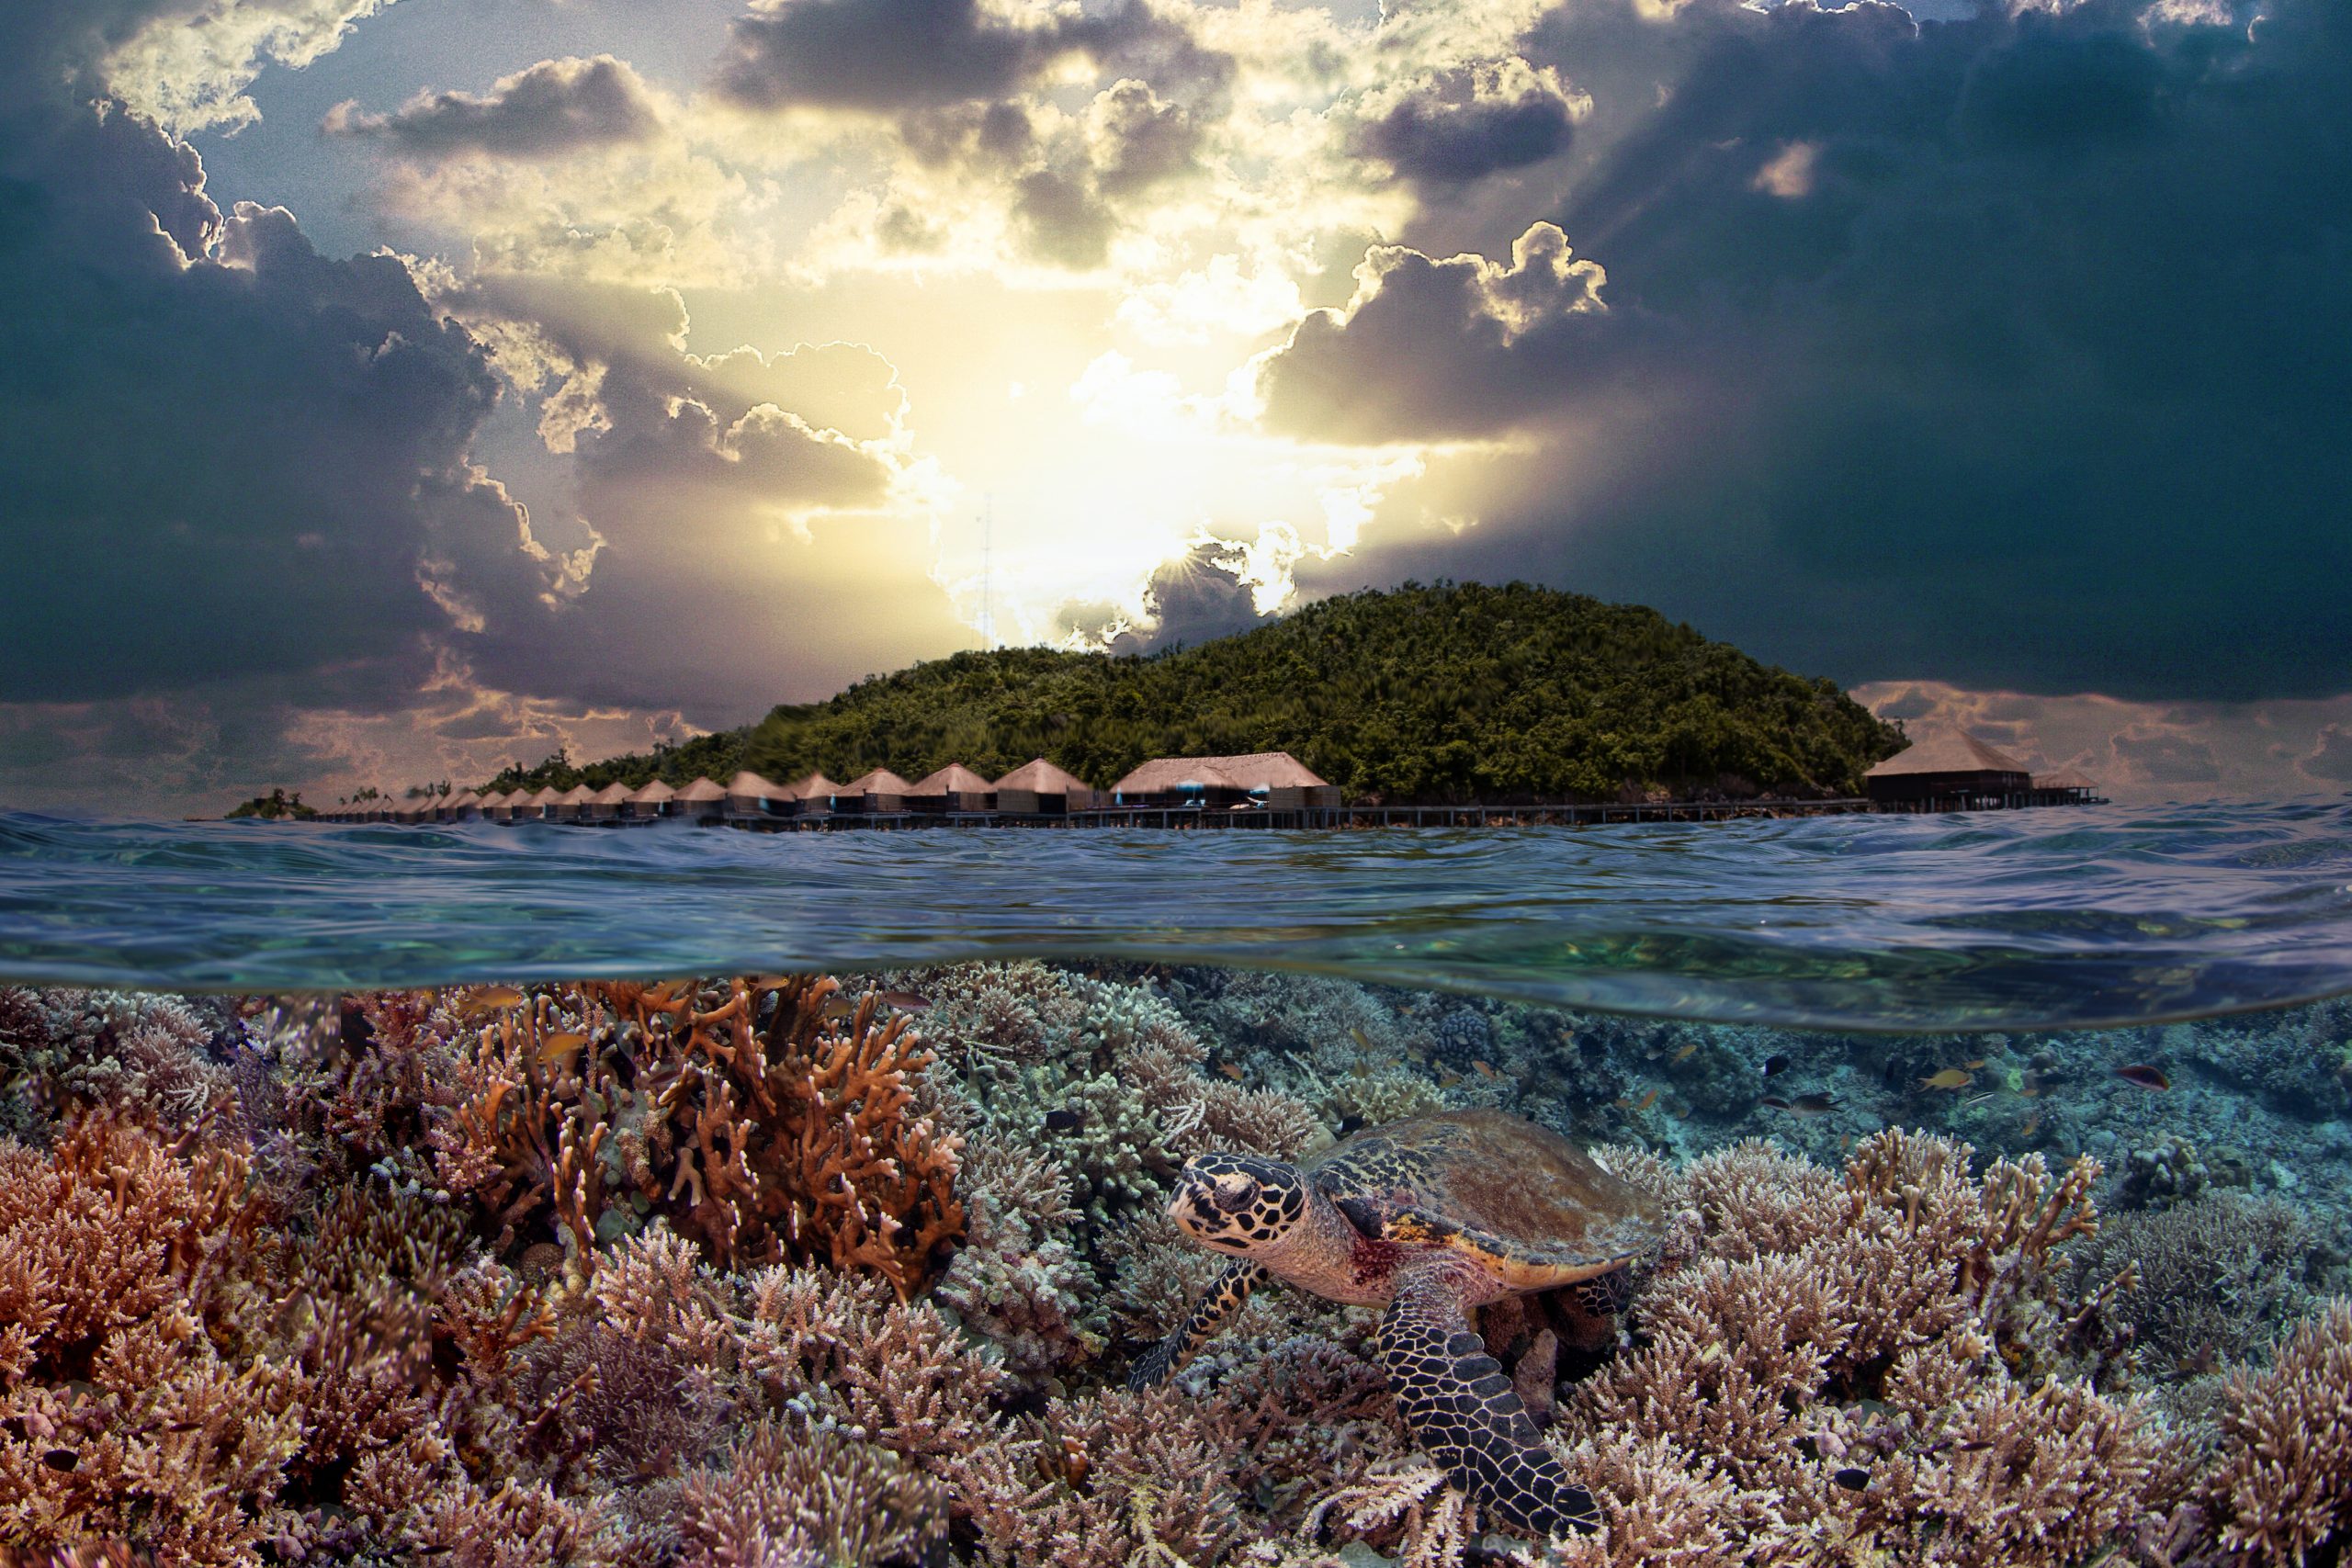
[1127,1109,1662,1540]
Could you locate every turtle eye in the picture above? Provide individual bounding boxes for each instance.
[1210,1171,1256,1212]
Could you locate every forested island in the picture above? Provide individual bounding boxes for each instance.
[479,582,1906,805]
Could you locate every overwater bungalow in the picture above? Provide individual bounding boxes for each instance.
[910,763,996,813]
[727,771,796,822]
[992,758,1099,815]
[586,782,633,822]
[789,772,842,818]
[2030,767,2102,805]
[521,785,563,822]
[673,776,727,823]
[1864,729,2032,805]
[480,789,514,823]
[1111,751,1337,810]
[842,768,915,815]
[394,799,429,824]
[627,778,677,820]
[444,790,482,821]
[550,784,596,822]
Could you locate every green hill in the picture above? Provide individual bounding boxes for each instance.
[483,582,1904,804]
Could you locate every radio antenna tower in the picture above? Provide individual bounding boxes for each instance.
[980,494,995,650]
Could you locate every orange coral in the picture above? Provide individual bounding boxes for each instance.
[429,976,965,1296]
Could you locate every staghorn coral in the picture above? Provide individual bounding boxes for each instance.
[2206,1297,2352,1564]
[428,976,966,1295]
[0,1114,293,1568]
[678,1415,945,1567]
[934,1132,1103,1379]
[2070,1191,2326,1382]
[0,987,234,1132]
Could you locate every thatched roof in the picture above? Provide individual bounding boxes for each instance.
[790,772,840,799]
[1864,729,2030,778]
[1113,757,1243,795]
[1112,751,1328,795]
[910,763,993,796]
[474,791,507,808]
[727,771,790,802]
[993,758,1092,794]
[674,777,727,802]
[557,784,597,805]
[846,768,915,796]
[446,791,480,809]
[2033,767,2098,790]
[591,782,633,805]
[629,779,677,804]
[525,786,564,807]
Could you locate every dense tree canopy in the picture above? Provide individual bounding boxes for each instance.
[481,583,1906,803]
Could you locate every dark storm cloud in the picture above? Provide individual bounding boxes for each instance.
[1269,0,2352,704]
[0,99,552,706]
[1012,169,1116,267]
[1354,62,1578,186]
[322,55,662,159]
[1090,78,1199,193]
[710,0,1228,114]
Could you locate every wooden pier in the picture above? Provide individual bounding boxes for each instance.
[710,789,2098,833]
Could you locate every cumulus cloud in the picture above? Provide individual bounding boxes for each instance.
[1256,221,1611,443]
[711,0,1226,116]
[323,55,662,159]
[1352,58,1582,186]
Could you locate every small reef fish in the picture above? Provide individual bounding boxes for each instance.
[820,996,858,1022]
[2114,1064,2172,1090]
[458,986,528,1019]
[1634,1089,1659,1111]
[537,1032,590,1068]
[1788,1093,1837,1116]
[874,990,931,1013]
[1670,1043,1700,1064]
[1962,1059,1986,1071]
[1043,1109,1085,1134]
[1473,1060,1499,1079]
[1762,1054,1791,1077]
[1217,1063,1245,1081]
[1918,1068,1973,1091]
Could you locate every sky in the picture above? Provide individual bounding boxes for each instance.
[0,0,2346,813]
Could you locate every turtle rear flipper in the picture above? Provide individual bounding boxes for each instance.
[1376,1262,1601,1539]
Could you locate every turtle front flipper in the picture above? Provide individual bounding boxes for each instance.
[1129,1258,1267,1391]
[1375,1263,1601,1539]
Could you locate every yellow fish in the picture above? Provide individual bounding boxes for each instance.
[537,1032,589,1068]
[459,986,527,1018]
[1919,1068,1973,1091]
[1670,1043,1700,1064]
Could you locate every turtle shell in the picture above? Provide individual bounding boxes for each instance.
[1304,1109,1663,1291]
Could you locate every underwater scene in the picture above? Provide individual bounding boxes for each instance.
[1,807,2349,1567]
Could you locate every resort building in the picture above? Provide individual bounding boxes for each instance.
[627,779,676,820]
[587,782,632,821]
[2030,767,2103,806]
[789,772,841,818]
[522,785,563,822]
[843,768,915,814]
[1864,729,2033,805]
[673,777,728,822]
[992,758,1097,815]
[910,763,996,813]
[1111,751,1339,811]
[726,771,796,822]
[480,790,514,823]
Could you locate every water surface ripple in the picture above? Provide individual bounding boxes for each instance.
[3,797,2349,1030]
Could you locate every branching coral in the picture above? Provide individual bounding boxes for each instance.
[0,988,234,1131]
[2207,1298,2352,1564]
[428,976,966,1295]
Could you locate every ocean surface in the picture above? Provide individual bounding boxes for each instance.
[4,793,2349,1030]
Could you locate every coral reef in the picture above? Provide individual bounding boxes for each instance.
[3,965,2349,1568]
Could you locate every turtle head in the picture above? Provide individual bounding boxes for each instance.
[1170,1152,1308,1256]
